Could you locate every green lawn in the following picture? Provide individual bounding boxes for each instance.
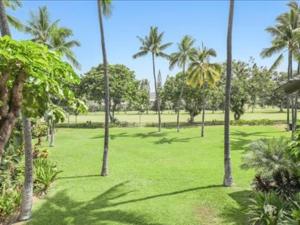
[65,108,288,125]
[28,126,286,225]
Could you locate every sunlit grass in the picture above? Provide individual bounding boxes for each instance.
[28,125,287,225]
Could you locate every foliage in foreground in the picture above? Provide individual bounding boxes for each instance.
[242,133,300,224]
[33,158,61,196]
[0,130,60,222]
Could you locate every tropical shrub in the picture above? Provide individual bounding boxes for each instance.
[34,158,61,195]
[32,121,48,145]
[253,169,300,199]
[33,147,49,159]
[0,187,21,222]
[243,135,300,224]
[247,192,290,225]
[0,127,23,222]
[241,137,291,177]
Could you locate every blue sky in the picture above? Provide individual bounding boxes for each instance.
[10,0,291,89]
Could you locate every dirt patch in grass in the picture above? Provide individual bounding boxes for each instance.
[196,205,219,225]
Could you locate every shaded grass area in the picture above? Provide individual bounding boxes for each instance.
[28,126,286,225]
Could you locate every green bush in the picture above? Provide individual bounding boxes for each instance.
[0,129,23,222]
[34,158,61,195]
[231,119,276,126]
[247,192,290,225]
[241,137,291,177]
[0,187,21,222]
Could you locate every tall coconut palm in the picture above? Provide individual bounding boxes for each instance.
[169,35,196,132]
[24,6,81,147]
[24,6,81,68]
[186,46,221,137]
[133,26,172,132]
[261,0,300,127]
[97,0,111,176]
[2,0,23,33]
[224,0,234,187]
[50,26,81,69]
[24,6,58,44]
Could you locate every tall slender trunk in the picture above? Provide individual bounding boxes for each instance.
[223,0,234,187]
[19,116,33,221]
[201,99,205,138]
[98,0,110,176]
[0,0,10,37]
[287,49,293,128]
[48,121,54,147]
[0,0,14,161]
[176,66,186,132]
[152,53,161,132]
[292,95,298,139]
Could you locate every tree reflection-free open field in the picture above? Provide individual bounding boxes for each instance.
[28,125,286,225]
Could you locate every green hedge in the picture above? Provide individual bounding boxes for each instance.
[56,119,287,129]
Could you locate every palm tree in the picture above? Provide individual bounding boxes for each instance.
[24,6,58,44]
[261,1,300,127]
[133,26,172,132]
[187,46,221,137]
[0,0,11,36]
[50,26,81,69]
[97,0,111,176]
[169,35,196,132]
[224,0,234,187]
[24,6,81,147]
[2,0,23,33]
[24,6,81,68]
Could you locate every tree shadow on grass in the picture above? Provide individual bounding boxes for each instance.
[91,131,167,140]
[153,137,193,145]
[231,130,280,151]
[57,174,100,180]
[28,181,164,225]
[28,182,223,225]
[220,190,252,225]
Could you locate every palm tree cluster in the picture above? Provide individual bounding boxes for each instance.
[261,0,300,132]
[0,1,238,223]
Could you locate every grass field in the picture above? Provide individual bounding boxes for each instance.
[65,108,288,125]
[28,125,287,225]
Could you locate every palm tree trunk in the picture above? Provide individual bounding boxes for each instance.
[0,0,12,161]
[223,0,234,187]
[0,0,10,36]
[152,53,161,132]
[98,0,110,176]
[287,49,293,129]
[19,116,33,221]
[176,66,186,132]
[48,121,54,147]
[201,100,205,137]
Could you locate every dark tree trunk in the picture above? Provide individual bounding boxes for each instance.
[280,102,283,112]
[0,0,10,36]
[224,0,234,187]
[48,121,54,147]
[176,66,186,132]
[0,0,18,161]
[98,0,110,176]
[287,50,293,128]
[201,100,205,137]
[152,53,161,132]
[19,116,33,221]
